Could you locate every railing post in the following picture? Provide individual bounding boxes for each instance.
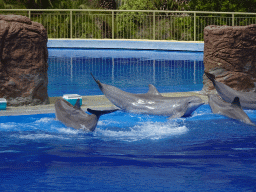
[153,11,155,40]
[28,10,31,19]
[232,13,234,26]
[112,10,114,39]
[70,10,72,39]
[194,12,196,41]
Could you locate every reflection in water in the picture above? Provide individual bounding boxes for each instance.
[48,49,204,96]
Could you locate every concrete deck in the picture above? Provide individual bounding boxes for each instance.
[0,92,208,116]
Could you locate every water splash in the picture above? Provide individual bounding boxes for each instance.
[34,117,54,123]
[57,127,80,135]
[17,133,68,140]
[0,122,17,130]
[94,120,188,142]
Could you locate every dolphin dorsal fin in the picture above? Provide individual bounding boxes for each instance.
[147,84,162,96]
[231,97,241,108]
[74,99,81,109]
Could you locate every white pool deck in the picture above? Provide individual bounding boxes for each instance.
[47,39,204,51]
[0,40,206,116]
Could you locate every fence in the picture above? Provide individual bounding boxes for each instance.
[1,9,256,41]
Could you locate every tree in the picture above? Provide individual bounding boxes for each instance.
[0,0,15,8]
[188,0,256,12]
[4,0,53,8]
[100,0,117,9]
[153,0,188,11]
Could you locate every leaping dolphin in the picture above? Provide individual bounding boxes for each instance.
[91,73,204,118]
[208,94,255,126]
[55,98,118,131]
[205,71,256,109]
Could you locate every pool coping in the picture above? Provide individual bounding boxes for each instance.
[48,39,204,52]
[0,92,208,116]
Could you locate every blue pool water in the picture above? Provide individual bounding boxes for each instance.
[48,49,204,97]
[1,106,256,191]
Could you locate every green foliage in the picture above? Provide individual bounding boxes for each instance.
[3,0,256,41]
[155,15,193,40]
[5,0,54,9]
[1,0,26,8]
[28,0,106,38]
[153,0,187,11]
[116,0,191,39]
[0,0,12,8]
[188,0,256,12]
[72,12,109,38]
[52,0,96,9]
[187,0,256,40]
[116,0,155,38]
[119,0,156,10]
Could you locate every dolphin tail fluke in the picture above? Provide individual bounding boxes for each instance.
[87,108,118,118]
[204,71,216,82]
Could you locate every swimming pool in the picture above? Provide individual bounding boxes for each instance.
[48,49,204,97]
[2,44,255,191]
[1,106,256,191]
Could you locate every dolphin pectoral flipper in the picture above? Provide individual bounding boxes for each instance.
[167,111,186,119]
[87,108,118,117]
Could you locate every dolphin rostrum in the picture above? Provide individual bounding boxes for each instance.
[55,98,118,131]
[91,73,204,118]
[205,71,256,109]
[208,94,255,126]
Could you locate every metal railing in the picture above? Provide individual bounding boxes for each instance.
[1,9,256,41]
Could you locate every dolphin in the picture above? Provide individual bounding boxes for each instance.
[208,94,255,126]
[55,98,118,131]
[205,71,256,109]
[91,73,204,118]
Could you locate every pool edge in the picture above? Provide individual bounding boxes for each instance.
[47,39,204,52]
[0,92,208,116]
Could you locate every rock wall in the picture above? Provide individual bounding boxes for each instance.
[202,24,256,94]
[0,15,49,106]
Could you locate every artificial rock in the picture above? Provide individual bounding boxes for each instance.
[202,24,256,94]
[0,15,49,106]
